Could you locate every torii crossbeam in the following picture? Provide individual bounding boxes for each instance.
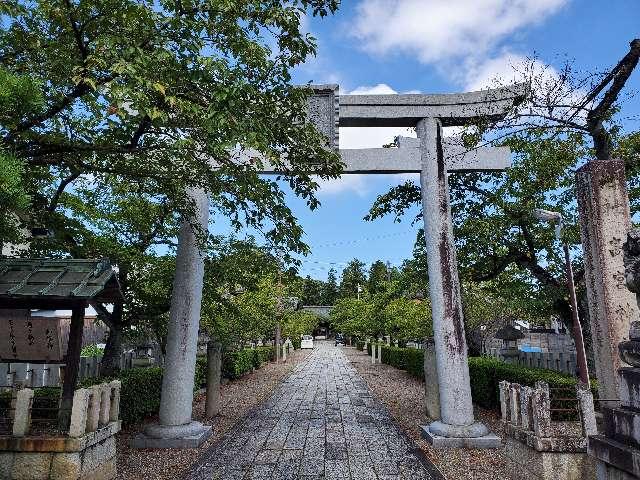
[141,83,526,450]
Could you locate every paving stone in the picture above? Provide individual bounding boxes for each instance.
[185,343,440,480]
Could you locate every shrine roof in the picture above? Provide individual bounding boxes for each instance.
[0,258,123,308]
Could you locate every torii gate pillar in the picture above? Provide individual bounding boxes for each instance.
[417,118,498,447]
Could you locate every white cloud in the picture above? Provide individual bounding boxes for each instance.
[315,84,416,196]
[315,174,370,197]
[352,0,568,65]
[341,84,415,150]
[463,52,551,91]
[349,83,397,95]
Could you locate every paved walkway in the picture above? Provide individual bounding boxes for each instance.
[186,342,442,480]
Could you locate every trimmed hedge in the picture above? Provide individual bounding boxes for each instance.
[222,346,275,380]
[194,355,207,390]
[83,367,163,425]
[467,356,590,410]
[81,346,275,425]
[253,346,274,367]
[373,346,592,412]
[356,340,365,351]
[380,345,423,378]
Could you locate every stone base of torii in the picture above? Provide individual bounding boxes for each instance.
[133,84,524,449]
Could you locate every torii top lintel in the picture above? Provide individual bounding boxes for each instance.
[329,83,527,128]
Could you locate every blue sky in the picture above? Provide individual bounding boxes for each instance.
[216,0,640,280]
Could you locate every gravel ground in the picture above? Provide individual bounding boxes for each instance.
[343,346,511,480]
[114,349,311,480]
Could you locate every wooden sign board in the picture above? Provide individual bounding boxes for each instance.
[0,309,64,363]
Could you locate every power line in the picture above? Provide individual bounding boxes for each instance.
[308,229,418,249]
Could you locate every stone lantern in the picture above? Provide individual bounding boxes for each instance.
[495,325,524,363]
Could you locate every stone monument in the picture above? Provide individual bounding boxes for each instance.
[576,161,637,404]
[588,229,640,479]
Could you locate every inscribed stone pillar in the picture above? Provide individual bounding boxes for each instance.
[576,160,636,404]
[134,189,212,448]
[205,341,222,418]
[423,339,441,420]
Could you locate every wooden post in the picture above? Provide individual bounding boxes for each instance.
[59,304,85,431]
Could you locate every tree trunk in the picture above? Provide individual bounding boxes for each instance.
[100,303,124,377]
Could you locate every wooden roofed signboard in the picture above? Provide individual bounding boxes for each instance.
[0,258,122,363]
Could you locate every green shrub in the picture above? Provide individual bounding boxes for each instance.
[467,356,588,410]
[222,349,253,379]
[291,336,301,350]
[254,346,274,366]
[80,344,104,358]
[381,345,424,378]
[373,346,592,413]
[194,355,207,390]
[356,340,365,351]
[83,367,164,425]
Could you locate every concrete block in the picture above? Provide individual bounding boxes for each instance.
[604,407,640,448]
[11,453,53,480]
[0,452,15,479]
[50,452,81,479]
[86,386,101,432]
[589,434,640,478]
[131,425,212,449]
[98,386,110,427]
[12,388,34,436]
[108,381,121,422]
[81,437,116,474]
[80,456,116,480]
[420,425,501,449]
[505,437,595,480]
[619,368,640,410]
[69,389,90,438]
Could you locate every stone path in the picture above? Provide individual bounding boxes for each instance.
[185,342,442,480]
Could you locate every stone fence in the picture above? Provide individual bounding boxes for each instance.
[499,380,596,479]
[0,381,121,479]
[0,351,141,388]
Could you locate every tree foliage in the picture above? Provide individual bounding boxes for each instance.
[1,0,342,261]
[338,258,367,298]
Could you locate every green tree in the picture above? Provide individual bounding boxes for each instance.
[28,175,181,374]
[367,260,389,294]
[1,0,342,264]
[382,298,432,342]
[282,310,320,344]
[321,268,339,305]
[329,298,373,338]
[339,259,367,299]
[301,275,324,305]
[0,68,42,248]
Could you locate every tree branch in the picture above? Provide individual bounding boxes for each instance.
[47,170,81,212]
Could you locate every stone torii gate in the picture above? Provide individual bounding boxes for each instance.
[134,84,526,449]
